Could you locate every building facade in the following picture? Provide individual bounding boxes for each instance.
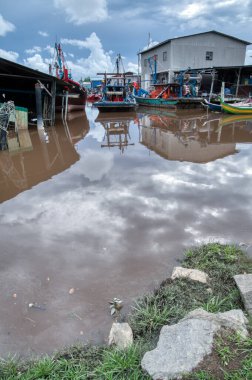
[139,31,250,89]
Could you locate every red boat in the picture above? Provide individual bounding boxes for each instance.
[87,93,102,102]
[50,43,86,112]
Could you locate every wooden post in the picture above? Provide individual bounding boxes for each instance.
[209,69,215,100]
[235,68,241,97]
[64,91,68,121]
[50,80,56,126]
[221,82,225,100]
[35,83,44,129]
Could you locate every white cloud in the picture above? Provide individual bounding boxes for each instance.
[38,30,49,37]
[53,0,108,24]
[157,0,252,33]
[44,45,55,56]
[72,149,114,181]
[142,38,159,51]
[61,32,113,78]
[23,54,50,73]
[245,48,252,65]
[0,48,19,61]
[180,3,207,20]
[0,14,15,36]
[25,46,42,55]
[127,61,139,73]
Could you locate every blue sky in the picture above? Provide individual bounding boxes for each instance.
[0,0,252,80]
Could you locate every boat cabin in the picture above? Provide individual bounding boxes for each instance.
[149,83,180,99]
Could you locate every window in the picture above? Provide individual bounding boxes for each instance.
[163,51,167,61]
[144,59,147,67]
[206,51,213,61]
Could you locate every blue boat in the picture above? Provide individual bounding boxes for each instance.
[94,54,136,113]
[203,99,222,112]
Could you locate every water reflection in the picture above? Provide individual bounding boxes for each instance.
[0,111,89,203]
[1,106,252,357]
[96,112,136,153]
[138,109,252,163]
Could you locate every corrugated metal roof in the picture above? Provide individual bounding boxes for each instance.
[139,30,251,55]
[0,57,67,86]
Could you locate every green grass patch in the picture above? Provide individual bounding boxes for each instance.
[0,243,252,380]
[129,243,251,340]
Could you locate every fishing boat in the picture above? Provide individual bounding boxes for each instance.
[94,54,136,112]
[203,99,222,112]
[50,43,86,112]
[220,98,252,114]
[87,93,102,102]
[133,83,178,108]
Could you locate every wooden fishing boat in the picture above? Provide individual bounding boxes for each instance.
[220,98,252,114]
[203,99,222,112]
[87,93,102,102]
[133,95,178,108]
[94,54,136,112]
[133,83,178,109]
[51,43,86,112]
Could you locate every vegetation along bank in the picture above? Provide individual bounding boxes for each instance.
[0,243,252,379]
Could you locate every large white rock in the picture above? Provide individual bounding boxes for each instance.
[171,266,210,284]
[182,308,248,338]
[108,322,133,349]
[141,308,248,380]
[234,274,252,316]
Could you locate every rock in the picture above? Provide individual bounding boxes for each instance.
[234,274,252,316]
[182,308,248,338]
[108,322,133,349]
[171,267,210,284]
[141,308,248,380]
[245,245,252,259]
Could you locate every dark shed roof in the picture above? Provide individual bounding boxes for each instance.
[0,57,66,86]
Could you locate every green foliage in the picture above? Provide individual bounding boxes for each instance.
[0,357,20,380]
[93,343,151,380]
[129,278,211,338]
[1,243,252,380]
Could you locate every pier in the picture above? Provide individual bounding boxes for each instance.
[0,57,75,129]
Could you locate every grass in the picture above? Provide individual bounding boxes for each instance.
[186,331,252,380]
[0,344,152,380]
[0,243,251,380]
[129,243,252,340]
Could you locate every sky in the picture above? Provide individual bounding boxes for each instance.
[0,0,252,81]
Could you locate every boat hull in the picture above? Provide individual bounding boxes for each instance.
[94,101,136,112]
[56,92,86,113]
[221,100,252,115]
[204,99,222,112]
[134,95,177,108]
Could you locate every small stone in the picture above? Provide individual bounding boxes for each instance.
[12,293,17,298]
[108,322,133,349]
[80,330,84,335]
[171,266,210,284]
[69,288,75,295]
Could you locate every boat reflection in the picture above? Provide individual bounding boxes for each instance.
[138,109,252,163]
[0,111,89,203]
[95,112,136,153]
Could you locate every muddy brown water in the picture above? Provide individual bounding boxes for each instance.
[1,107,252,357]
